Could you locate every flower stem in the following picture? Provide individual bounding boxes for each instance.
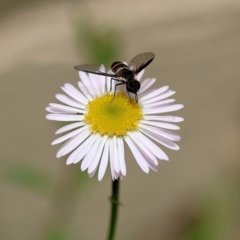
[107,179,120,240]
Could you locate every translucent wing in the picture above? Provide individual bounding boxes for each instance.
[74,64,115,77]
[129,52,155,74]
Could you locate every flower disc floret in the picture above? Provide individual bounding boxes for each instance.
[84,92,142,136]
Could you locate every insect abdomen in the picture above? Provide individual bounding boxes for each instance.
[111,61,134,81]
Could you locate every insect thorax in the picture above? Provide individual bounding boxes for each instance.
[121,68,134,81]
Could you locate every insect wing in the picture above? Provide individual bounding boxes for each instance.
[74,64,114,77]
[129,52,155,74]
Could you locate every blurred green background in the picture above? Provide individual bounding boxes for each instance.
[0,0,240,239]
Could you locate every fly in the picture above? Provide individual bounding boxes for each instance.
[74,52,155,103]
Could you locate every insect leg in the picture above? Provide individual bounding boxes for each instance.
[135,94,138,103]
[109,78,122,92]
[127,91,131,100]
[110,82,125,103]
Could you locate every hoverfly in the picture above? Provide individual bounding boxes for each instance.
[74,52,155,103]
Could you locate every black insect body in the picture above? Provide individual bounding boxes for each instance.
[74,52,155,103]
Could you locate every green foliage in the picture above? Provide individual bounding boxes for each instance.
[4,164,51,194]
[178,212,218,240]
[46,229,68,240]
[75,21,122,65]
[72,168,90,186]
[178,190,231,240]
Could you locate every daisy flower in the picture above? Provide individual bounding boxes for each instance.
[46,69,184,181]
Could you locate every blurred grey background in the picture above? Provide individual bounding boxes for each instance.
[1,0,240,240]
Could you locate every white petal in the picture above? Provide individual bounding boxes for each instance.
[106,76,111,93]
[109,140,116,180]
[131,138,158,172]
[98,138,110,181]
[46,106,83,114]
[55,94,85,109]
[99,68,106,94]
[45,106,68,113]
[143,104,184,114]
[124,135,149,173]
[130,131,169,160]
[140,86,169,101]
[148,163,158,171]
[139,78,156,94]
[141,129,180,150]
[100,77,106,94]
[79,71,90,86]
[88,73,100,97]
[139,123,181,141]
[89,168,97,178]
[78,81,94,101]
[140,120,180,130]
[46,114,84,121]
[110,139,121,180]
[117,138,126,176]
[49,103,86,114]
[88,135,108,174]
[136,69,145,81]
[143,99,175,108]
[114,172,122,180]
[67,134,97,165]
[56,127,90,158]
[61,84,88,104]
[127,131,158,172]
[128,133,158,166]
[143,115,184,122]
[143,90,175,105]
[52,127,84,145]
[55,122,84,134]
[113,136,120,173]
[46,106,79,114]
[81,136,102,171]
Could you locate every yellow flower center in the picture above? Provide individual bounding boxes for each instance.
[84,93,143,137]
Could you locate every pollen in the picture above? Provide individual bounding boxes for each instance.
[84,93,143,136]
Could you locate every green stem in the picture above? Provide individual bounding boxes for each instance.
[107,179,120,240]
